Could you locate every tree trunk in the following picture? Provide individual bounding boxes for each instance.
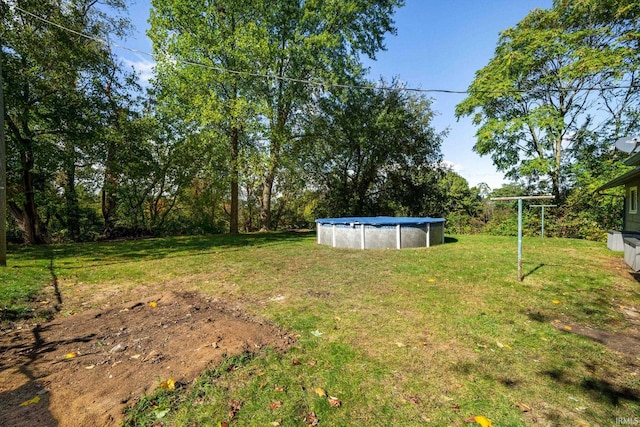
[20,144,47,244]
[64,140,80,240]
[260,170,274,231]
[101,144,118,236]
[229,126,239,234]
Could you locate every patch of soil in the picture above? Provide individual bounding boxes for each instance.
[0,291,295,427]
[552,304,640,361]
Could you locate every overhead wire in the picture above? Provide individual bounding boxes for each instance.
[10,5,640,96]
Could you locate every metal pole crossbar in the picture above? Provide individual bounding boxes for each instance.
[490,195,554,281]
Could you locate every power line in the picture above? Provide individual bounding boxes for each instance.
[11,5,640,96]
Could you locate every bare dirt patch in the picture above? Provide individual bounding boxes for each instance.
[0,291,294,427]
[552,304,640,361]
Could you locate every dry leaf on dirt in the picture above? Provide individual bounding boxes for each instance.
[159,378,176,391]
[64,352,78,359]
[515,402,532,412]
[328,396,341,407]
[305,411,320,426]
[20,396,41,406]
[148,301,158,307]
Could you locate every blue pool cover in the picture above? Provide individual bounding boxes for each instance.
[315,216,445,226]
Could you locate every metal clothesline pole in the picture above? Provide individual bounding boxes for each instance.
[491,195,554,281]
[531,205,557,238]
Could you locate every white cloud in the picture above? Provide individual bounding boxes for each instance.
[440,160,463,173]
[123,57,155,87]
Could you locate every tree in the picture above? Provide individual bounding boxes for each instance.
[1,0,130,243]
[305,81,445,217]
[455,0,640,201]
[149,0,268,234]
[253,0,403,231]
[149,0,403,232]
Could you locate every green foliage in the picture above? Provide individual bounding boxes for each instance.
[456,0,640,200]
[305,79,445,217]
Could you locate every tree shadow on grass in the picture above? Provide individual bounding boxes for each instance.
[541,366,640,406]
[12,231,317,270]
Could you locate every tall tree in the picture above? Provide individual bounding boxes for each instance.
[455,0,640,201]
[305,81,444,217]
[149,0,267,234]
[1,0,129,243]
[148,0,403,232]
[254,0,403,230]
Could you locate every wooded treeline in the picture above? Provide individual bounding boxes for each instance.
[1,0,638,244]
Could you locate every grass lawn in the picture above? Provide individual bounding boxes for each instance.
[1,233,639,426]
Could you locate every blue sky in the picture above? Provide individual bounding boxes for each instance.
[119,0,553,190]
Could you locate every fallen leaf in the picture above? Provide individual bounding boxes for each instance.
[428,278,436,283]
[20,396,40,406]
[159,378,176,391]
[228,399,242,419]
[451,404,460,410]
[154,408,170,419]
[311,330,323,338]
[149,301,157,307]
[552,300,561,304]
[64,352,78,359]
[334,316,341,321]
[130,354,142,359]
[328,396,341,407]
[292,359,301,366]
[270,421,281,427]
[269,401,283,411]
[564,325,572,331]
[515,402,532,412]
[395,342,406,348]
[307,360,317,367]
[314,387,327,397]
[274,385,286,392]
[473,415,493,427]
[85,364,95,369]
[259,381,268,388]
[305,411,320,426]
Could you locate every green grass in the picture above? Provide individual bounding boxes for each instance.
[2,233,639,426]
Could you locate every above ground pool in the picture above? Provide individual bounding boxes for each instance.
[315,217,446,249]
